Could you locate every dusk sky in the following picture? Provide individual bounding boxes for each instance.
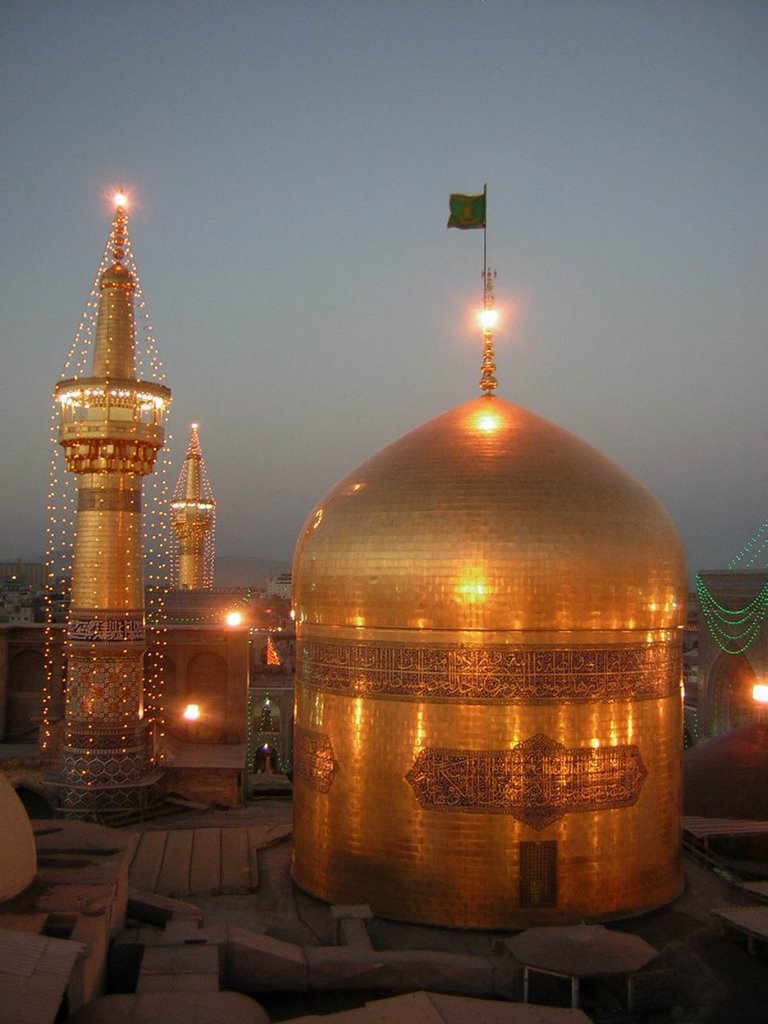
[1,1,767,579]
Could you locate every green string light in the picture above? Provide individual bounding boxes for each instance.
[697,574,768,655]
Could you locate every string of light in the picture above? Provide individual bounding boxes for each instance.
[696,573,768,656]
[44,200,172,775]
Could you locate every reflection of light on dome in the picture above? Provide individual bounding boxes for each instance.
[226,611,243,627]
[456,577,487,603]
[183,703,200,721]
[476,413,500,433]
[753,684,768,704]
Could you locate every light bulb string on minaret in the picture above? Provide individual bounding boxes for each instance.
[44,191,173,795]
[447,183,498,395]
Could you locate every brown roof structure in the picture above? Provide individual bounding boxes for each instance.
[67,991,268,1024]
[0,927,85,1024]
[288,990,593,1023]
[684,723,768,819]
[506,925,657,978]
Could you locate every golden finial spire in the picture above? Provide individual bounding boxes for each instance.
[479,268,498,394]
[92,191,135,380]
[111,191,128,262]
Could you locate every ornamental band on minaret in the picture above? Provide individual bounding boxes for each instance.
[52,195,171,817]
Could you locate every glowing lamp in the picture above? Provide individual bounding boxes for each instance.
[183,703,200,721]
[479,308,499,330]
[753,684,768,704]
[113,191,128,209]
[226,610,243,627]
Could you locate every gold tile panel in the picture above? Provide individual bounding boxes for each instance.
[292,686,683,928]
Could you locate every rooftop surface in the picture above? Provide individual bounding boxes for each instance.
[123,799,768,1024]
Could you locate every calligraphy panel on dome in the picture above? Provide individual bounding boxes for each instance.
[406,733,647,829]
[300,638,679,703]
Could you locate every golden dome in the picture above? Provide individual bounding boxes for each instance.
[294,394,686,635]
[292,392,687,927]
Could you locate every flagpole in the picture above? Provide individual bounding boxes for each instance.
[479,183,498,394]
[483,183,487,304]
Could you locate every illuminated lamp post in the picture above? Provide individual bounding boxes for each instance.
[182,702,200,741]
[753,683,768,723]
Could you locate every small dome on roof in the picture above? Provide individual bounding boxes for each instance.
[0,775,36,902]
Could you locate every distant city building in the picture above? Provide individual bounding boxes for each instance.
[267,573,292,600]
[170,423,216,590]
[0,560,47,588]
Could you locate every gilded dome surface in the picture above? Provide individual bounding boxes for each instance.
[294,395,686,634]
[293,392,687,927]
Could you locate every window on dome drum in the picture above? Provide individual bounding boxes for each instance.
[519,841,557,908]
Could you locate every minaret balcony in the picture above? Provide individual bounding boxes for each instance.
[55,378,171,429]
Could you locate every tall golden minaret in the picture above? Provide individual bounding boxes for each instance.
[53,194,171,817]
[170,424,216,590]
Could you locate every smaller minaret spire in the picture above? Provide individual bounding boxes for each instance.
[171,423,216,590]
[479,268,498,395]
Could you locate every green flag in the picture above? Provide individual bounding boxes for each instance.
[447,192,486,229]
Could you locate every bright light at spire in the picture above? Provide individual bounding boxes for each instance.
[479,308,499,330]
[191,422,199,430]
[113,191,129,209]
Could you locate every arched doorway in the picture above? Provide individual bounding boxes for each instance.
[254,742,278,774]
[708,654,758,735]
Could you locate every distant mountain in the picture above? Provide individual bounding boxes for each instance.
[215,555,290,588]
